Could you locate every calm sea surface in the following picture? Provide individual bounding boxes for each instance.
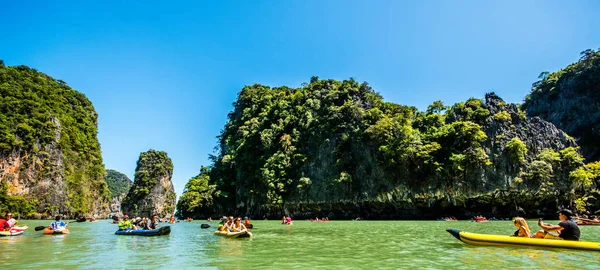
[1,220,599,269]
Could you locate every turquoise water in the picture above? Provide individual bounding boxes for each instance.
[1,220,599,269]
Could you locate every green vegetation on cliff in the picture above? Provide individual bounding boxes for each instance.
[523,49,600,161]
[180,75,599,219]
[105,169,132,198]
[175,167,218,218]
[0,60,109,217]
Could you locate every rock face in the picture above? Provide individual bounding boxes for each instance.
[478,93,577,188]
[0,62,110,218]
[522,50,600,161]
[121,150,176,218]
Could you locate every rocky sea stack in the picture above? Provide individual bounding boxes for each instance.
[121,150,176,218]
[0,61,110,218]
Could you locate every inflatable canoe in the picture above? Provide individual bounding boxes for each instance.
[115,226,171,236]
[44,228,70,235]
[447,229,600,251]
[214,230,253,238]
[0,229,24,237]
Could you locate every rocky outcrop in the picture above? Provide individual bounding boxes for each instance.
[522,50,600,161]
[479,93,577,189]
[0,63,110,218]
[121,150,176,218]
[0,116,68,217]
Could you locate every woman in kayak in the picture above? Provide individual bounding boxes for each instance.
[512,217,531,237]
[232,217,248,232]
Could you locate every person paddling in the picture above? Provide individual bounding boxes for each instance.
[50,215,68,231]
[533,209,580,241]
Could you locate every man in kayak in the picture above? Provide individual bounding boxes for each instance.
[50,215,68,231]
[118,215,133,231]
[244,216,251,226]
[533,209,580,241]
[0,214,12,231]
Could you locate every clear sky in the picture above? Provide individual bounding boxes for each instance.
[2,0,599,197]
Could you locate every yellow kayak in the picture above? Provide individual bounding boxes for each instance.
[214,230,252,238]
[447,229,600,251]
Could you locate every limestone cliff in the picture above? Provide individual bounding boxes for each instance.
[0,62,110,218]
[121,150,176,218]
[191,78,586,219]
[522,49,600,161]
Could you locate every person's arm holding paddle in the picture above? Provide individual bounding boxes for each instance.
[538,219,563,233]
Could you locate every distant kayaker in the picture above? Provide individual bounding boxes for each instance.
[50,215,68,231]
[118,215,133,231]
[244,216,251,226]
[533,209,580,241]
[512,217,531,237]
[232,217,248,232]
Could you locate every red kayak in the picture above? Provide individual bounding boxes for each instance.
[0,228,23,236]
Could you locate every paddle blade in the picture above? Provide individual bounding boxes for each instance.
[35,226,47,231]
[200,224,210,229]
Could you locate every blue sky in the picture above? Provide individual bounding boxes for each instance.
[2,0,599,197]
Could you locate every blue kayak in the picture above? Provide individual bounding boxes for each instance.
[115,226,171,236]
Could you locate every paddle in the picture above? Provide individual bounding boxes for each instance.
[35,226,47,231]
[200,224,211,229]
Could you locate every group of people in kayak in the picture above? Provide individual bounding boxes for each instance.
[114,214,159,231]
[217,216,250,232]
[512,209,580,241]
